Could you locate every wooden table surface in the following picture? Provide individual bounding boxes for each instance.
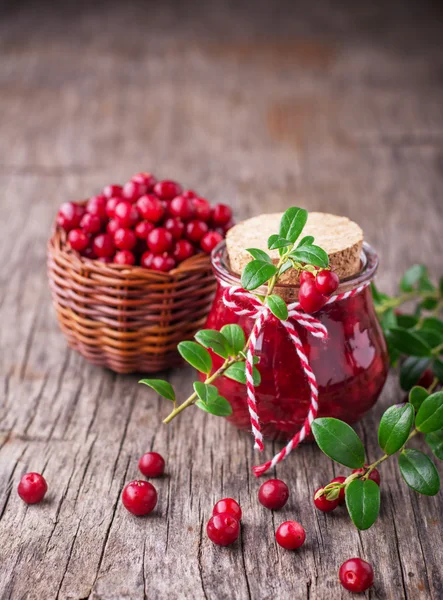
[1,1,443,598]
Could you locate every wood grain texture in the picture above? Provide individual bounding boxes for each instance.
[1,0,443,598]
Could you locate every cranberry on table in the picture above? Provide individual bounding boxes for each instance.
[151,254,176,272]
[114,200,139,228]
[258,479,289,510]
[123,180,147,202]
[352,467,381,486]
[93,233,115,258]
[57,201,84,231]
[137,194,165,222]
[169,195,195,220]
[211,203,232,226]
[200,231,223,254]
[299,270,315,284]
[213,498,242,521]
[122,480,157,516]
[17,472,48,504]
[164,217,185,240]
[80,213,102,235]
[106,196,121,219]
[114,227,137,251]
[173,239,194,263]
[103,184,123,199]
[68,228,90,252]
[86,195,107,220]
[147,228,173,254]
[135,220,155,240]
[138,452,165,478]
[114,250,136,265]
[339,558,374,593]
[207,513,240,546]
[131,172,157,190]
[330,476,346,504]
[299,279,327,314]
[314,487,339,512]
[140,251,154,269]
[275,521,306,550]
[106,218,120,236]
[192,197,212,221]
[154,180,183,200]
[185,219,209,242]
[315,270,339,296]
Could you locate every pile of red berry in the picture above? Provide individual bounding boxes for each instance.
[298,269,340,313]
[56,173,233,272]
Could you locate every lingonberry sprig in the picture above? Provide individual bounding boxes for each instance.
[139,207,336,423]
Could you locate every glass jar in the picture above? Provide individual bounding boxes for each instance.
[204,241,389,442]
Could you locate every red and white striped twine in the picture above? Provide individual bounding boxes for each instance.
[222,281,370,477]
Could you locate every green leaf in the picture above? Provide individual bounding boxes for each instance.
[178,341,212,374]
[193,381,219,404]
[297,235,314,247]
[139,379,175,402]
[409,386,429,411]
[289,245,329,268]
[195,329,230,359]
[193,382,232,416]
[267,235,291,251]
[378,403,414,454]
[398,449,440,495]
[381,308,397,331]
[396,314,419,329]
[425,430,443,460]
[224,362,261,386]
[311,418,365,469]
[414,329,442,349]
[246,248,272,263]
[415,392,443,433]
[421,317,443,336]
[371,282,390,305]
[266,295,288,320]
[241,260,278,291]
[432,359,443,382]
[387,328,432,357]
[400,356,431,391]
[220,324,245,356]
[345,479,380,530]
[400,264,427,292]
[279,207,308,244]
[279,260,293,276]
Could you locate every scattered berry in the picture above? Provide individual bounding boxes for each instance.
[138,452,165,478]
[213,498,242,521]
[352,467,381,486]
[114,250,136,265]
[17,472,48,504]
[164,217,185,240]
[80,213,102,235]
[123,180,147,202]
[103,184,123,199]
[185,220,209,243]
[207,513,240,546]
[151,254,176,272]
[154,180,182,200]
[211,204,232,226]
[275,521,306,550]
[299,279,327,314]
[135,220,155,240]
[68,228,89,252]
[114,227,137,251]
[170,195,195,220]
[314,487,339,512]
[173,239,194,262]
[330,476,346,504]
[315,270,339,296]
[122,480,157,516]
[201,231,223,254]
[258,479,289,510]
[93,233,115,258]
[137,195,165,222]
[147,228,173,254]
[339,558,374,593]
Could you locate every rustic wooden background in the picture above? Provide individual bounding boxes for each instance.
[1,0,443,598]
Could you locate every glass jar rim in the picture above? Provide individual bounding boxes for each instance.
[211,240,379,294]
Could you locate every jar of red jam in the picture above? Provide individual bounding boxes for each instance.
[204,241,389,442]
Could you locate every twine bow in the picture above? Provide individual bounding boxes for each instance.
[222,282,370,477]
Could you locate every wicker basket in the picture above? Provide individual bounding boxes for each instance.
[47,227,216,374]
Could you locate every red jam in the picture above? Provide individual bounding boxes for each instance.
[204,243,389,442]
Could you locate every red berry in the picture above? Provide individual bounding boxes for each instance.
[93,233,115,258]
[123,180,147,202]
[138,452,165,478]
[147,228,173,253]
[206,513,240,546]
[106,219,120,236]
[213,498,242,521]
[103,184,123,199]
[222,219,235,234]
[114,250,136,265]
[330,476,346,504]
[136,194,165,222]
[57,202,84,231]
[106,196,121,219]
[153,180,182,200]
[140,251,154,269]
[258,479,289,510]
[211,204,232,226]
[315,270,339,296]
[82,246,97,259]
[131,172,156,191]
[418,369,435,388]
[114,200,139,228]
[86,195,107,220]
[339,558,374,593]
[173,239,194,263]
[192,197,211,221]
[135,220,155,240]
[114,227,137,251]
[164,217,185,240]
[299,271,315,284]
[275,521,306,550]
[201,231,223,254]
[122,480,157,516]
[185,219,209,242]
[17,472,48,504]
[298,279,327,314]
[182,190,197,199]
[151,254,176,272]
[352,467,381,486]
[313,487,339,512]
[68,228,90,252]
[80,213,102,234]
[169,195,195,220]
[98,256,112,264]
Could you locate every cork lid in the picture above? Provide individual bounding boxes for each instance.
[226,212,363,288]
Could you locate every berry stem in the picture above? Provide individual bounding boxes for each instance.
[375,290,439,316]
